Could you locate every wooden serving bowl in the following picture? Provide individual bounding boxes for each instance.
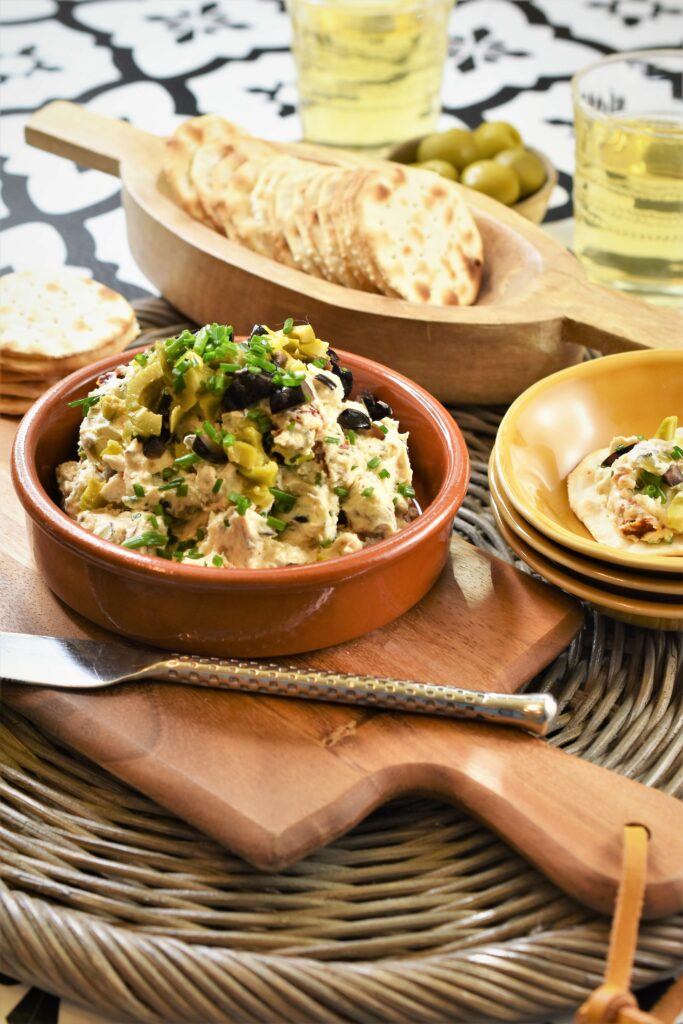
[12,347,469,658]
[493,349,683,573]
[25,102,682,405]
[388,137,557,224]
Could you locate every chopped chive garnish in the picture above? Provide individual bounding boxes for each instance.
[133,483,145,497]
[133,352,148,366]
[212,555,224,568]
[202,421,219,443]
[175,452,200,469]
[670,445,683,460]
[320,538,334,548]
[315,472,323,485]
[347,430,356,445]
[212,478,224,494]
[397,483,415,498]
[219,362,241,373]
[377,424,388,435]
[176,483,189,497]
[158,477,183,491]
[229,492,251,516]
[334,486,349,498]
[122,531,167,550]
[362,487,374,498]
[153,503,164,515]
[147,515,159,528]
[282,317,294,334]
[312,357,326,368]
[68,394,101,415]
[266,515,287,532]
[156,548,172,559]
[325,436,341,444]
[196,528,205,541]
[269,486,296,507]
[367,456,381,469]
[162,467,175,480]
[186,548,202,559]
[378,468,390,479]
[222,432,235,447]
[172,550,185,561]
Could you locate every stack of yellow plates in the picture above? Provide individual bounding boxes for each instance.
[490,350,683,631]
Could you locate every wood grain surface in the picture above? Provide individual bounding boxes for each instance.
[3,414,683,918]
[24,101,683,406]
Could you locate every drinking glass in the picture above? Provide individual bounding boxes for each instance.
[572,50,683,307]
[287,0,453,151]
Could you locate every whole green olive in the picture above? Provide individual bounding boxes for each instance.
[417,128,478,171]
[473,121,523,159]
[494,147,547,197]
[415,159,459,181]
[461,160,521,205]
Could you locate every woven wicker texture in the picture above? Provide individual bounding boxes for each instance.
[1,298,681,1024]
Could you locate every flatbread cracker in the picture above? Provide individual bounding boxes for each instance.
[0,379,50,398]
[0,272,138,361]
[164,116,246,225]
[351,164,483,306]
[0,395,32,416]
[0,319,139,376]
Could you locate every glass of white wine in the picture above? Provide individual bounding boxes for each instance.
[287,0,454,152]
[572,50,683,307]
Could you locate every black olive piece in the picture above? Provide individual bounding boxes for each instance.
[142,436,166,458]
[338,408,372,431]
[193,434,228,464]
[270,385,305,414]
[250,324,268,339]
[337,510,348,527]
[315,373,337,390]
[328,348,340,366]
[221,370,273,412]
[601,442,637,468]
[663,463,683,487]
[361,390,393,421]
[330,364,353,398]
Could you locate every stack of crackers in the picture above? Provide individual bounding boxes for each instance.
[0,271,139,417]
[164,116,483,307]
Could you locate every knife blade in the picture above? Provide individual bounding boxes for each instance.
[0,632,557,735]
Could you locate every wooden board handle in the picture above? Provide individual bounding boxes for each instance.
[561,278,683,353]
[24,100,159,177]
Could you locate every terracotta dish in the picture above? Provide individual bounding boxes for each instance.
[489,459,682,597]
[494,349,683,573]
[12,347,469,658]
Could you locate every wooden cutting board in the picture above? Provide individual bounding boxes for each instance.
[3,416,683,919]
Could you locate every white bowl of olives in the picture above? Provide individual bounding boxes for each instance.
[389,121,557,225]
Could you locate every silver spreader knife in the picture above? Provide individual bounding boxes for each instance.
[0,632,557,736]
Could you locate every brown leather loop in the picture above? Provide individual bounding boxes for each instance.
[576,984,638,1022]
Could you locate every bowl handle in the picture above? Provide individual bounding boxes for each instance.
[560,278,683,353]
[25,100,162,178]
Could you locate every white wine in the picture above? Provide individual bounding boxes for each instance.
[574,112,683,306]
[288,0,452,151]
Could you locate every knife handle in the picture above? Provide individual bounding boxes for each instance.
[140,657,557,736]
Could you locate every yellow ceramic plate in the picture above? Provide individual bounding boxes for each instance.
[492,505,683,631]
[489,459,683,596]
[494,349,683,573]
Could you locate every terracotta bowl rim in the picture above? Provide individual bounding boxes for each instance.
[494,348,683,573]
[12,345,469,588]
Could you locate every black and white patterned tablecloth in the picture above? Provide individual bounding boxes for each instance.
[2,2,683,1023]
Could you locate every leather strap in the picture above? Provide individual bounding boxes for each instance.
[575,824,667,1024]
[649,976,683,1024]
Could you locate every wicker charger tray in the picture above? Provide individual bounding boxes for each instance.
[1,299,681,1024]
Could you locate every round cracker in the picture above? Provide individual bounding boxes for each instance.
[0,318,139,376]
[0,395,32,416]
[163,115,246,224]
[0,379,49,398]
[351,164,483,306]
[0,272,138,360]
